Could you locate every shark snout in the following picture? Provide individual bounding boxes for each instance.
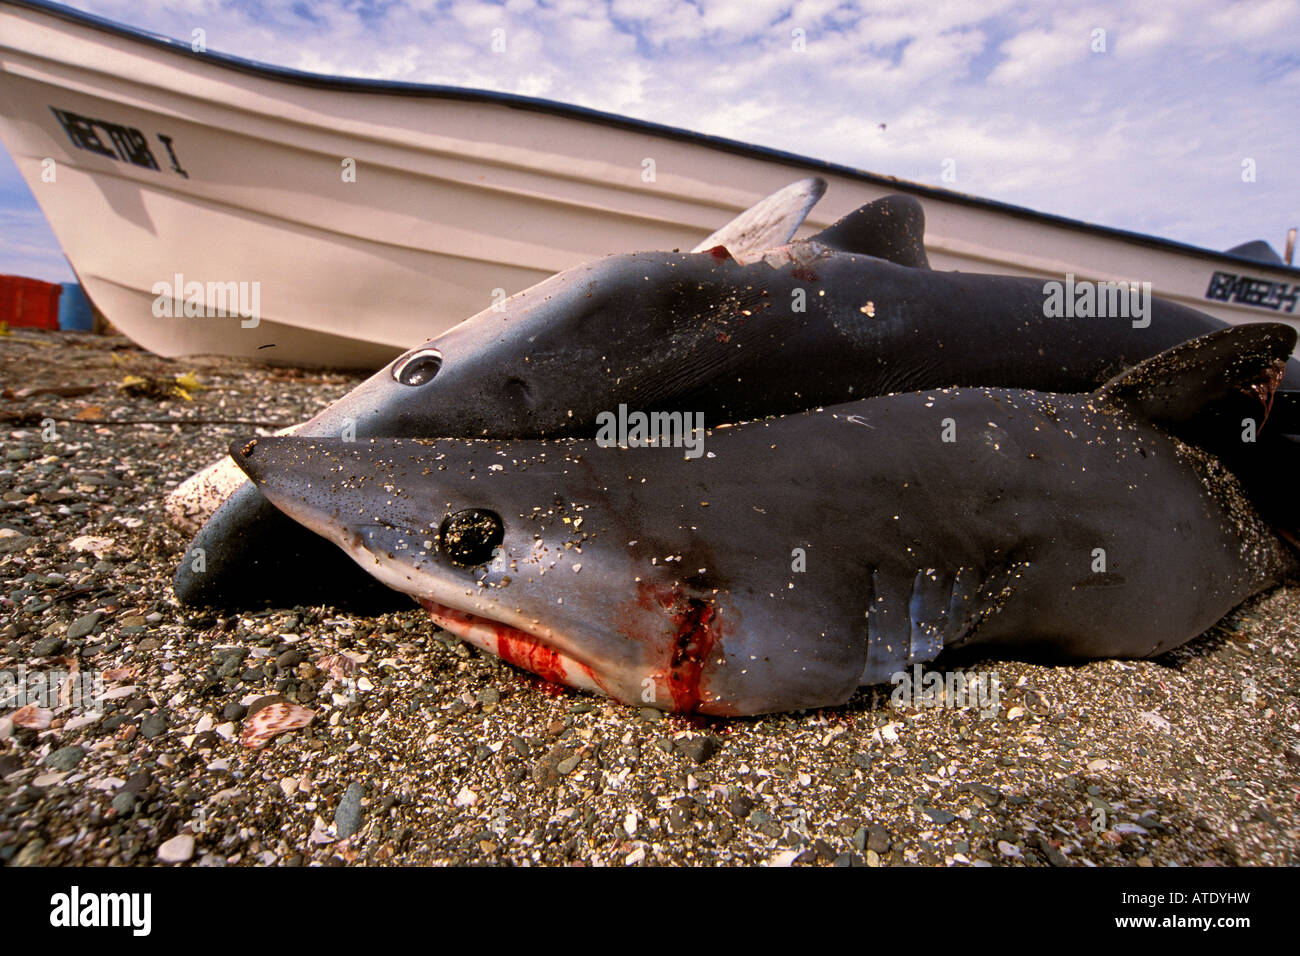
[227,435,751,711]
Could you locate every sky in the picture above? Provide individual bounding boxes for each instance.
[2,0,1298,281]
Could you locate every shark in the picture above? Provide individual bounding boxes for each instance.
[228,324,1298,715]
[176,179,1300,609]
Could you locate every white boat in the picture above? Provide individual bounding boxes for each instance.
[1,0,1296,368]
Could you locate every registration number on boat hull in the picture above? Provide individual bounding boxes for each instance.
[48,105,188,178]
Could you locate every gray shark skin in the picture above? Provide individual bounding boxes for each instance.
[178,186,1300,609]
[229,325,1297,716]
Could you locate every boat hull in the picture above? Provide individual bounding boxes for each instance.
[1,0,1296,367]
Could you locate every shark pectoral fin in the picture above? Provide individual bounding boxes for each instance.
[860,560,1035,685]
[908,568,950,662]
[809,194,931,269]
[861,567,950,685]
[691,177,827,264]
[947,560,1032,649]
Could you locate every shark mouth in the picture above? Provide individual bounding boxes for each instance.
[256,496,613,698]
[417,598,606,697]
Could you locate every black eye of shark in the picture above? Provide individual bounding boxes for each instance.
[392,348,443,386]
[438,509,504,566]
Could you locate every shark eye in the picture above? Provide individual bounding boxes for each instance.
[392,348,443,386]
[439,509,504,566]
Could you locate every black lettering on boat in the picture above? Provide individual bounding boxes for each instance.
[49,107,116,158]
[157,133,189,178]
[1205,270,1299,313]
[48,106,170,173]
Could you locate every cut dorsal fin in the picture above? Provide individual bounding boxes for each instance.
[1226,239,1285,266]
[692,177,826,263]
[1093,323,1296,427]
[809,193,931,269]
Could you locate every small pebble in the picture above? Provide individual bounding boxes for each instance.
[157,834,195,864]
[32,636,64,657]
[335,781,365,838]
[675,735,721,765]
[139,712,168,739]
[66,611,102,640]
[222,702,248,721]
[43,746,85,771]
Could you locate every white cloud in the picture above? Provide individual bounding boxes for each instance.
[1207,0,1300,46]
[898,27,987,79]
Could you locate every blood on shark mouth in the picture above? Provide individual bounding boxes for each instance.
[417,598,605,696]
[417,587,730,713]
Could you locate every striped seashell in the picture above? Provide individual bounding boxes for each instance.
[241,702,315,749]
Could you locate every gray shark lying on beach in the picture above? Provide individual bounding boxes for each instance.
[175,178,1300,610]
[229,324,1298,715]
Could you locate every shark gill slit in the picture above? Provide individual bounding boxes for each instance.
[861,562,1026,685]
[664,597,718,713]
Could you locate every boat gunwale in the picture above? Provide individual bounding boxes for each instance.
[2,0,1298,279]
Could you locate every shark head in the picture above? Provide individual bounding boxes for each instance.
[269,175,834,445]
[304,250,755,442]
[229,431,869,715]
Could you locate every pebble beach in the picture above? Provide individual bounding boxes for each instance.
[1,328,1298,867]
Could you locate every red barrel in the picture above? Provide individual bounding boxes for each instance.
[0,275,64,329]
